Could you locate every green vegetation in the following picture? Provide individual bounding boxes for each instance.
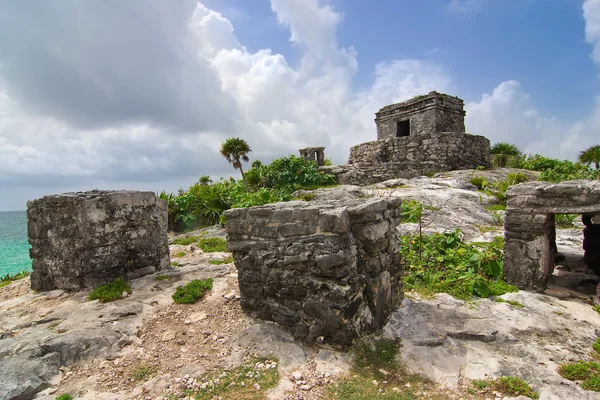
[594,305,600,315]
[493,297,524,308]
[55,394,73,400]
[171,261,180,267]
[172,279,213,304]
[172,236,203,246]
[401,230,517,300]
[197,237,227,252]
[209,257,233,265]
[509,153,600,182]
[578,144,600,170]
[187,357,279,399]
[486,204,506,211]
[559,337,600,392]
[131,365,156,381]
[491,142,523,168]
[159,152,337,232]
[593,338,600,355]
[221,137,252,182]
[0,270,30,288]
[155,275,173,281]
[173,251,186,257]
[400,200,423,223]
[88,278,131,303]
[470,175,489,190]
[555,214,578,228]
[471,377,539,399]
[297,192,315,201]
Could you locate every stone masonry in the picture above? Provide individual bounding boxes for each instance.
[324,92,491,185]
[28,190,170,291]
[299,147,326,166]
[224,198,403,348]
[503,181,600,291]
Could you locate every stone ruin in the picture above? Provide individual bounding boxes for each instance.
[28,190,170,291]
[224,197,403,348]
[299,146,326,166]
[322,91,491,185]
[503,181,600,291]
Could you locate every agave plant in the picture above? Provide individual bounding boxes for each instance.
[578,145,600,170]
[490,142,522,168]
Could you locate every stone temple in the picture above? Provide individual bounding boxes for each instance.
[324,91,492,185]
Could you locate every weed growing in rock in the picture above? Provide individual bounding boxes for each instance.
[155,275,173,281]
[197,237,227,252]
[470,176,489,190]
[486,204,507,211]
[401,230,517,300]
[493,297,524,308]
[88,278,131,303]
[471,377,539,399]
[172,279,213,304]
[490,211,504,226]
[131,365,156,381]
[400,200,423,223]
[187,357,279,399]
[475,225,499,233]
[173,251,186,257]
[208,257,233,265]
[171,261,180,267]
[583,374,600,391]
[172,236,203,246]
[297,192,316,201]
[559,361,600,381]
[55,394,73,400]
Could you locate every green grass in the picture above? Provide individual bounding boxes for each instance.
[582,374,600,391]
[494,297,524,308]
[559,361,600,381]
[594,338,600,355]
[197,237,227,252]
[172,236,203,246]
[173,251,186,257]
[471,377,539,399]
[555,214,578,228]
[189,357,279,400]
[88,278,132,303]
[155,275,173,281]
[425,205,440,212]
[0,281,10,289]
[485,204,507,211]
[55,395,73,400]
[593,305,600,315]
[209,257,234,265]
[131,365,156,381]
[172,279,213,304]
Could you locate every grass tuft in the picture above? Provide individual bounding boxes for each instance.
[155,275,173,281]
[55,395,73,400]
[493,297,524,308]
[559,361,600,381]
[172,236,203,246]
[471,377,538,399]
[0,270,30,288]
[197,237,227,252]
[88,278,131,303]
[209,257,234,265]
[173,251,186,258]
[172,279,213,304]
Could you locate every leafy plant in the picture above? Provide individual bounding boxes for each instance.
[88,278,131,303]
[491,142,522,168]
[578,144,600,170]
[401,230,517,300]
[555,214,578,228]
[559,361,600,381]
[470,176,488,190]
[400,200,423,223]
[486,172,529,205]
[172,279,213,304]
[220,137,252,182]
[471,377,539,399]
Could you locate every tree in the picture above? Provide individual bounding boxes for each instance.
[490,142,522,168]
[220,137,252,182]
[578,145,600,170]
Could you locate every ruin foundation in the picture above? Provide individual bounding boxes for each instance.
[224,198,403,348]
[28,190,170,291]
[503,181,600,291]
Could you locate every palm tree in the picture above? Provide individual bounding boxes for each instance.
[490,142,522,168]
[220,137,252,181]
[578,145,600,170]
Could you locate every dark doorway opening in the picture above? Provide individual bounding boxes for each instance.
[396,120,410,137]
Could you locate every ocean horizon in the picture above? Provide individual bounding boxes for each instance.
[0,211,32,277]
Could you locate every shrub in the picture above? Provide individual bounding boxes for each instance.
[245,155,337,191]
[400,200,423,223]
[401,230,517,300]
[88,278,131,303]
[172,279,213,304]
[197,238,227,252]
[55,395,73,400]
[470,176,489,190]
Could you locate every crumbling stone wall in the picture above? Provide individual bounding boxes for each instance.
[299,147,326,166]
[504,181,600,291]
[224,198,403,348]
[28,190,170,291]
[375,91,465,140]
[326,132,491,185]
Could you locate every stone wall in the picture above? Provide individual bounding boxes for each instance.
[504,181,600,291]
[375,92,465,140]
[28,190,170,291]
[326,132,491,185]
[224,198,403,348]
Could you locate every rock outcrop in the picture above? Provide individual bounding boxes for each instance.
[224,198,403,348]
[28,190,170,291]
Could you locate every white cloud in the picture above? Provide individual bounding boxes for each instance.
[584,0,600,65]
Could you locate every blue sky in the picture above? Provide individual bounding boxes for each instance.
[0,0,600,211]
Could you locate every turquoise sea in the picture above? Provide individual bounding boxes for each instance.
[0,211,32,277]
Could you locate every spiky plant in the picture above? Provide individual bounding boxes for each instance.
[578,145,600,170]
[490,142,522,168]
[220,137,252,182]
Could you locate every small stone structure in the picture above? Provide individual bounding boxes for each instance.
[503,181,600,291]
[224,198,403,348]
[28,190,170,291]
[323,91,491,184]
[299,146,326,166]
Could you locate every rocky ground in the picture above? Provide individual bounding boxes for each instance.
[1,169,600,400]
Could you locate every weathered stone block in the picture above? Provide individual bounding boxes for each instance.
[224,198,403,348]
[28,190,170,291]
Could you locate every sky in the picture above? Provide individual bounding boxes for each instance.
[0,0,599,211]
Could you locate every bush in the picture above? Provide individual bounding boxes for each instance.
[401,230,517,300]
[88,278,132,303]
[512,153,600,182]
[486,172,529,205]
[172,279,213,304]
[400,200,423,223]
